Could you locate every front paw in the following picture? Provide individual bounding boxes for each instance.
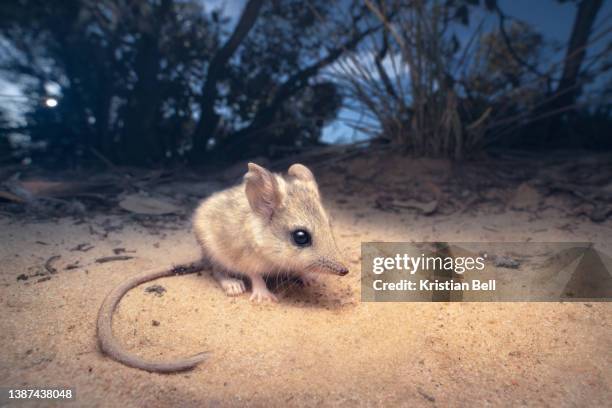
[249,287,278,303]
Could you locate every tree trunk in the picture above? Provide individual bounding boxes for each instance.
[121,0,172,164]
[554,0,603,110]
[191,0,264,157]
[536,0,603,145]
[217,24,380,158]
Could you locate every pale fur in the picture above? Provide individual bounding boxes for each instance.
[193,163,347,281]
[97,163,347,373]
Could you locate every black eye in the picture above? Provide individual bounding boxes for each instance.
[291,229,311,247]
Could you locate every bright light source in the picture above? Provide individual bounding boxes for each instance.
[45,98,58,108]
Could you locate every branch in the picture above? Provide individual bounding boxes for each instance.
[373,31,399,101]
[191,0,264,152]
[209,0,264,66]
[493,3,548,81]
[221,23,381,155]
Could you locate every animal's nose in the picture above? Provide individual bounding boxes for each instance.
[337,265,349,276]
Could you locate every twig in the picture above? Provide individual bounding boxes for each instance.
[466,107,492,131]
[44,255,60,274]
[90,148,117,170]
[494,4,548,80]
[95,255,134,263]
[71,243,94,252]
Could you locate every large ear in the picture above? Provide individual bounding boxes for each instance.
[244,163,282,219]
[288,163,316,183]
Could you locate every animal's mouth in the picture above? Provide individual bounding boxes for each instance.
[309,259,349,276]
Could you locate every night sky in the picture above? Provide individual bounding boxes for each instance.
[323,0,612,143]
[1,0,610,143]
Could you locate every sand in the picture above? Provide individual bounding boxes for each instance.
[0,155,610,407]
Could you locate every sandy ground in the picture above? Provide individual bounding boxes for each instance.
[0,154,611,407]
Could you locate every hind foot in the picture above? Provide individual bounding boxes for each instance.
[214,270,246,296]
[221,278,246,296]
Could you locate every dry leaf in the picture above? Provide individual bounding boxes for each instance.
[0,190,26,203]
[118,194,181,215]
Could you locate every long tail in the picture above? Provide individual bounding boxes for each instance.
[97,260,209,373]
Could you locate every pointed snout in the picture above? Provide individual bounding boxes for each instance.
[337,264,349,276]
[330,249,349,276]
[325,259,349,276]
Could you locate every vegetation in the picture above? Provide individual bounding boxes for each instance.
[0,0,609,166]
[332,0,609,157]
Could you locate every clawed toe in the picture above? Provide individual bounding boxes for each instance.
[221,279,246,296]
[249,290,278,303]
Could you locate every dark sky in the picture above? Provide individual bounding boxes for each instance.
[323,0,612,143]
[502,0,611,49]
[1,0,610,141]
